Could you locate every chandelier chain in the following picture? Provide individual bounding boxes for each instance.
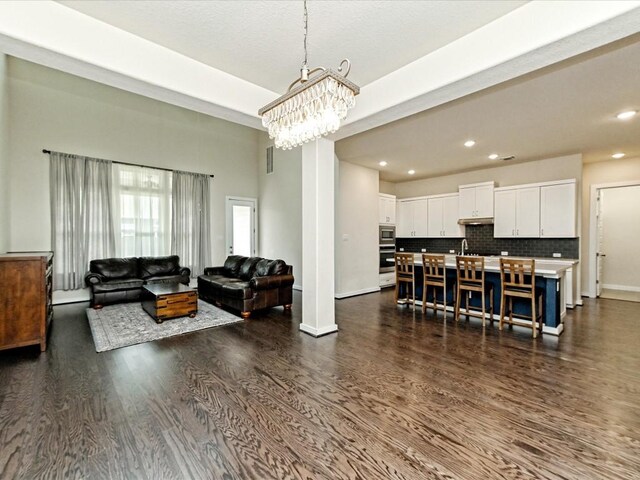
[303,0,308,68]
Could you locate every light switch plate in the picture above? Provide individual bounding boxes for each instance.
[449,249,455,254]
[553,252,562,258]
[421,248,426,253]
[399,247,405,252]
[501,251,509,256]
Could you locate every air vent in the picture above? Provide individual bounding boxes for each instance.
[266,146,274,174]
[501,155,516,161]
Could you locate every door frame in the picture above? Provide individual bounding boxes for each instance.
[225,196,258,257]
[588,180,640,298]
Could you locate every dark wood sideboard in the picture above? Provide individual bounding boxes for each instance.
[0,252,53,352]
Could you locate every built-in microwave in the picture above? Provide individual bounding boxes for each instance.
[379,225,395,246]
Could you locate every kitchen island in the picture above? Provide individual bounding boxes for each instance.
[391,254,570,335]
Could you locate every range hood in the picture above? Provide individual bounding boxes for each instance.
[458,217,494,225]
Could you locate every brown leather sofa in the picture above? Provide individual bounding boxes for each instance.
[197,255,294,318]
[85,255,190,307]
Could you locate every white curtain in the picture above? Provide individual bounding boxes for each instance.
[112,164,172,257]
[171,170,211,277]
[50,152,115,290]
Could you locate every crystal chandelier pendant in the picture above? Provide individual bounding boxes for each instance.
[258,1,359,150]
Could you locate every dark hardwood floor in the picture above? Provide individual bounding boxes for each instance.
[1,290,639,479]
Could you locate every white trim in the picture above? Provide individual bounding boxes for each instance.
[602,284,640,293]
[335,287,381,299]
[495,178,576,192]
[588,180,640,298]
[459,181,496,189]
[299,323,338,337]
[542,323,564,336]
[53,289,90,305]
[293,284,302,291]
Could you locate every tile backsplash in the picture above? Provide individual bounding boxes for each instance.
[396,224,579,259]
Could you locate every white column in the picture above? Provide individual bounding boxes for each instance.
[300,138,338,337]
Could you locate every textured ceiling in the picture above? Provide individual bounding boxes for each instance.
[336,35,640,182]
[56,0,527,93]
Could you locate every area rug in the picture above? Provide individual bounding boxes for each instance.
[86,300,243,352]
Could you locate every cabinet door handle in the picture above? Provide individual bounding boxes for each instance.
[517,229,519,236]
[512,229,515,236]
[541,228,544,236]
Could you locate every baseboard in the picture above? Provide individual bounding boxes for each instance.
[293,284,302,291]
[542,323,564,335]
[335,286,380,299]
[601,284,640,293]
[299,323,338,337]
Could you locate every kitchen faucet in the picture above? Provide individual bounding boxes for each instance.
[461,238,469,256]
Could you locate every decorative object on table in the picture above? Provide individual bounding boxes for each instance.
[85,255,191,308]
[258,0,359,150]
[198,256,294,319]
[394,252,416,310]
[141,283,198,324]
[86,299,242,352]
[454,256,494,326]
[499,258,544,338]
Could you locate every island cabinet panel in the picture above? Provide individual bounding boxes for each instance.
[541,182,576,237]
[0,252,53,352]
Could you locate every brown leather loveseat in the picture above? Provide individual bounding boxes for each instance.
[197,255,294,318]
[85,255,190,307]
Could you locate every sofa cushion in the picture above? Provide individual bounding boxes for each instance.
[92,278,144,293]
[254,258,271,277]
[138,255,180,279]
[221,281,253,300]
[268,259,288,275]
[146,274,187,285]
[239,257,262,280]
[90,257,138,281]
[224,255,248,277]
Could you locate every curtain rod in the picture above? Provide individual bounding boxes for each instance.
[42,149,214,178]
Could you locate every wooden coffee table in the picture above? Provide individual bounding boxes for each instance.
[141,284,198,324]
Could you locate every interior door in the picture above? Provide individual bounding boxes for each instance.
[226,197,257,257]
[596,190,604,297]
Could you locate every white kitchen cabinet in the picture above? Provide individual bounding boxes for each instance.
[540,181,576,237]
[459,181,495,219]
[494,186,540,237]
[396,198,428,237]
[378,194,396,225]
[428,194,465,237]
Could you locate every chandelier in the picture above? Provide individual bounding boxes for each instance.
[258,0,360,150]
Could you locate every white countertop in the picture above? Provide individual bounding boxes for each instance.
[389,254,570,278]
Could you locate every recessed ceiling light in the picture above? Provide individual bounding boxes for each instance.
[488,153,499,160]
[464,140,476,148]
[616,110,637,120]
[408,169,415,175]
[612,153,625,159]
[379,161,387,167]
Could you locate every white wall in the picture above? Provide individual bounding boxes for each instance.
[7,58,260,269]
[395,154,582,198]
[600,185,640,291]
[0,54,9,254]
[582,157,640,294]
[335,161,380,297]
[257,135,302,288]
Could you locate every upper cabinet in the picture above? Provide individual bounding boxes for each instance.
[540,181,576,238]
[494,186,540,238]
[494,179,576,239]
[378,194,396,225]
[396,198,428,237]
[459,181,495,219]
[427,194,465,238]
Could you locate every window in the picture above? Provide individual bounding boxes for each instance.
[112,164,172,257]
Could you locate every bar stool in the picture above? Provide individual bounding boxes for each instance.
[394,253,416,310]
[454,256,494,326]
[421,254,451,317]
[499,258,544,338]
